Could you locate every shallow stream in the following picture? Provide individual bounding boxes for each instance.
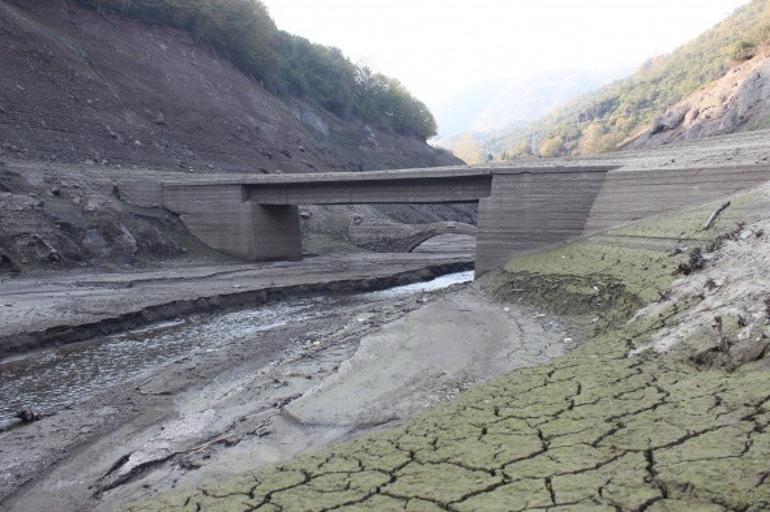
[0,271,473,428]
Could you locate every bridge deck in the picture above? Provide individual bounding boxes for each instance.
[161,166,617,205]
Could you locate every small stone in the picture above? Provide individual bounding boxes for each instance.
[16,408,41,423]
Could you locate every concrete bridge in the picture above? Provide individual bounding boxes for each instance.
[152,164,770,275]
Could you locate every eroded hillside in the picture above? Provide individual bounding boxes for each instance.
[482,0,770,160]
[0,0,455,172]
[0,0,465,273]
[629,48,770,147]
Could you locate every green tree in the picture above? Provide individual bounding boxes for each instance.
[75,0,437,140]
[539,136,564,158]
[730,40,757,62]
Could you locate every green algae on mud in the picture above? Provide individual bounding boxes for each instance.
[125,189,770,512]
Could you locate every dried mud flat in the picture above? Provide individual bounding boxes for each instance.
[0,249,576,512]
[120,184,770,511]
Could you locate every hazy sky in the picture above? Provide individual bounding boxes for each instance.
[263,0,750,112]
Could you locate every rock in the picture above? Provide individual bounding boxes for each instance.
[15,408,41,423]
[0,253,19,274]
[727,337,769,366]
[155,113,167,126]
[12,233,61,263]
[676,247,705,275]
[82,220,138,259]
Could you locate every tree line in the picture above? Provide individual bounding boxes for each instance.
[494,0,770,159]
[74,0,437,140]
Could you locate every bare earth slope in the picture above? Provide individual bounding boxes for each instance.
[630,49,770,148]
[0,0,456,173]
[0,0,466,274]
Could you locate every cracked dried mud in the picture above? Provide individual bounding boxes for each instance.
[124,184,770,512]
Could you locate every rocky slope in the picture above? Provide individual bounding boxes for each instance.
[629,48,770,147]
[0,0,464,274]
[0,0,455,172]
[482,0,770,159]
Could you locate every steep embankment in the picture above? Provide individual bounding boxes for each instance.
[484,0,770,159]
[0,0,464,274]
[629,48,770,147]
[0,0,454,172]
[125,182,770,511]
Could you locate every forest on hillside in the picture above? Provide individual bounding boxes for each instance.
[74,0,437,140]
[488,0,770,159]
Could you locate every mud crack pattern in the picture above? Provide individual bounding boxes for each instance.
[125,191,770,512]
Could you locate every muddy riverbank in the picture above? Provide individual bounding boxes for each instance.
[0,265,574,512]
[119,181,770,512]
[0,252,473,359]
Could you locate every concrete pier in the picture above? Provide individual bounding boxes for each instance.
[157,164,770,275]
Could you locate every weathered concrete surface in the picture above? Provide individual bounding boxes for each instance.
[123,183,770,512]
[584,164,770,232]
[0,252,472,359]
[158,163,770,275]
[475,167,610,274]
[163,183,303,261]
[160,168,494,261]
[476,164,770,274]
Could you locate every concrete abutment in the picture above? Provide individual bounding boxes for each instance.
[155,165,770,276]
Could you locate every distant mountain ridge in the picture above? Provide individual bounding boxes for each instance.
[433,69,628,164]
[480,0,770,160]
[434,69,628,142]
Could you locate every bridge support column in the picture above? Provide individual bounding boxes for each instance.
[475,169,609,276]
[163,183,302,261]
